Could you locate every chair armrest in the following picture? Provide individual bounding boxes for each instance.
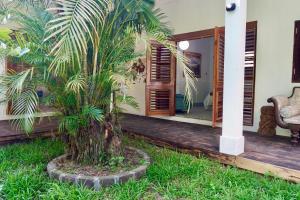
[267,96,289,109]
[267,96,289,129]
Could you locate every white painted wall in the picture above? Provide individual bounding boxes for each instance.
[124,0,300,136]
[0,59,7,119]
[176,38,214,104]
[121,38,147,116]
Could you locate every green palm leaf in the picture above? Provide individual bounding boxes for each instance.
[65,73,86,94]
[11,88,39,133]
[45,0,112,74]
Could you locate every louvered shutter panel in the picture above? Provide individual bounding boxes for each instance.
[292,21,300,82]
[146,41,175,116]
[243,26,257,126]
[212,27,225,127]
[213,22,257,127]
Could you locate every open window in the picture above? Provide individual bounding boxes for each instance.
[292,21,300,83]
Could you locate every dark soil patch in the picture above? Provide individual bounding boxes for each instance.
[55,148,145,176]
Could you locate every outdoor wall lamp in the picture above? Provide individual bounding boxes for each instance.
[226,3,236,12]
[179,41,190,51]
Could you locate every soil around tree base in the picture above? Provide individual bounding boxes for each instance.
[47,147,151,189]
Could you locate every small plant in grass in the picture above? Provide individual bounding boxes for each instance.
[109,156,125,168]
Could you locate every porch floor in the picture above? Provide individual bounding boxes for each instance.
[121,114,300,183]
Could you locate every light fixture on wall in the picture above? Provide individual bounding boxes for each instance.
[226,3,236,12]
[179,41,189,51]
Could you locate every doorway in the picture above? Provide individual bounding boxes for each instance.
[145,22,257,127]
[175,37,215,121]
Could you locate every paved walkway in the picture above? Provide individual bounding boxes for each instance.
[121,114,300,172]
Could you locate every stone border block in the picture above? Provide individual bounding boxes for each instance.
[47,147,150,189]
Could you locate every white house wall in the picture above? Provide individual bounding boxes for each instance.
[0,59,7,119]
[125,0,300,136]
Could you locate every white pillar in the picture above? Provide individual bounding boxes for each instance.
[220,0,247,155]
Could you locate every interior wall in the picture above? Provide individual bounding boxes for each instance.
[124,0,300,136]
[176,38,214,104]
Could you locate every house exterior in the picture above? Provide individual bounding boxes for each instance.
[122,0,300,155]
[0,0,300,156]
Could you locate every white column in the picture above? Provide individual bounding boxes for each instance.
[220,0,247,155]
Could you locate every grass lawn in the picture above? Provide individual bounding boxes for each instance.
[0,137,299,200]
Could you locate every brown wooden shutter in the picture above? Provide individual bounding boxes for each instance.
[146,41,176,116]
[243,23,257,126]
[292,21,300,82]
[212,27,225,127]
[213,22,257,127]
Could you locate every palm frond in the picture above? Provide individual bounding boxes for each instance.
[45,0,112,74]
[59,115,79,135]
[117,95,138,109]
[0,68,34,96]
[65,73,86,94]
[82,105,103,122]
[11,87,39,133]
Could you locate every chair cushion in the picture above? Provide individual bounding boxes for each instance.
[280,105,300,118]
[283,115,300,124]
[289,88,300,106]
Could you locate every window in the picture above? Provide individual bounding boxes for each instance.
[292,21,300,82]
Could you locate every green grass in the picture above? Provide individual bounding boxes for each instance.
[0,137,299,200]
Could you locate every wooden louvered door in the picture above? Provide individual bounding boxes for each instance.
[212,22,257,127]
[212,27,225,127]
[243,23,257,126]
[146,41,176,116]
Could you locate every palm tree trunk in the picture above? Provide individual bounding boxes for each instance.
[103,91,122,158]
[68,120,105,164]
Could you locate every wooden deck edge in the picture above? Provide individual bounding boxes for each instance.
[233,157,300,183]
[0,131,58,145]
[124,130,300,183]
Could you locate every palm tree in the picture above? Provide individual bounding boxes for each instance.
[0,0,194,165]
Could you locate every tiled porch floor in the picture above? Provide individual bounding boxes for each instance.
[121,114,300,183]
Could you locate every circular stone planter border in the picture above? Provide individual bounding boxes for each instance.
[47,147,151,190]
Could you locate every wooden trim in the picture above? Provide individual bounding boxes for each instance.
[246,21,258,30]
[172,21,257,42]
[170,41,176,116]
[212,28,220,127]
[145,44,151,116]
[212,27,225,127]
[172,28,215,41]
